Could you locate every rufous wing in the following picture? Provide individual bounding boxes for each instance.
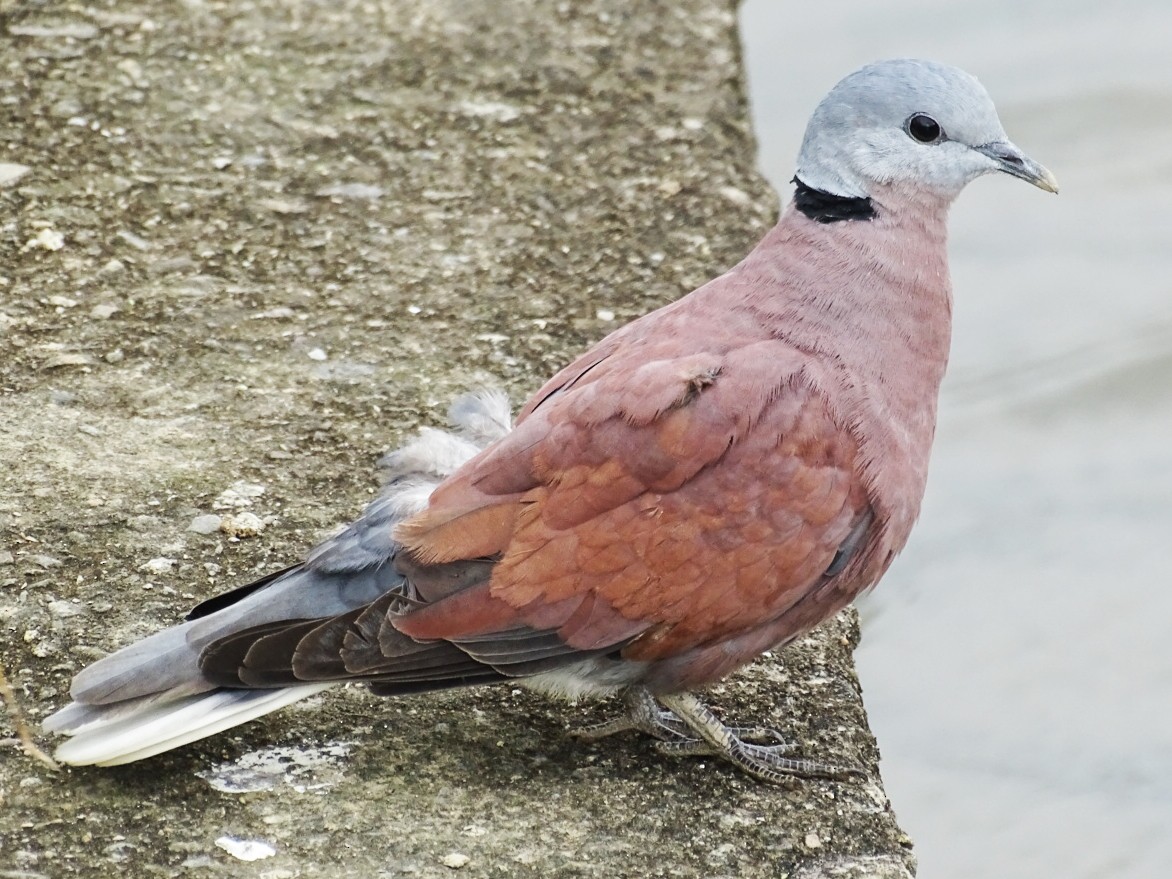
[395,338,872,662]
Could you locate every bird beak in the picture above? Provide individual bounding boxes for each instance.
[974,141,1059,193]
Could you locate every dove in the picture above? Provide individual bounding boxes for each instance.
[45,58,1056,782]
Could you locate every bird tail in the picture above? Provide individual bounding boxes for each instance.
[44,683,332,766]
[44,390,513,766]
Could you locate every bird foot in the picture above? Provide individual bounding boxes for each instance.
[654,736,863,783]
[657,692,865,783]
[572,687,864,784]
[570,687,691,742]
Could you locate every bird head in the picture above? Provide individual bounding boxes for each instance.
[794,58,1058,202]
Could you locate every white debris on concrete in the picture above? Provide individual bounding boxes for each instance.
[215,836,276,862]
[213,481,265,510]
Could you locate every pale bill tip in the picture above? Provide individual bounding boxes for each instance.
[1032,165,1060,194]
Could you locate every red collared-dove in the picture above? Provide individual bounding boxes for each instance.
[46,58,1056,782]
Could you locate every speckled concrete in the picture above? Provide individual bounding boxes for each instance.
[0,1,915,876]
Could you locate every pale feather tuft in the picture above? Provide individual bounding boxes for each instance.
[448,388,513,445]
[378,389,512,480]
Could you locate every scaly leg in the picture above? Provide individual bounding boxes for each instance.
[657,692,864,783]
[570,687,691,742]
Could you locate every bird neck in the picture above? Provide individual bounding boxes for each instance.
[734,184,954,350]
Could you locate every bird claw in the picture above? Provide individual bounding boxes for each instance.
[656,693,867,783]
[720,724,790,747]
[655,737,863,783]
[571,687,866,784]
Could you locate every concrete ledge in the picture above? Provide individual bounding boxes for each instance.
[0,0,915,875]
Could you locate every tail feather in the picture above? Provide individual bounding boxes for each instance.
[67,623,207,704]
[51,684,332,767]
[45,681,208,735]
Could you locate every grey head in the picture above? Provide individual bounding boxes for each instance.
[795,59,1057,201]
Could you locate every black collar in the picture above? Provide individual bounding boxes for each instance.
[792,177,875,224]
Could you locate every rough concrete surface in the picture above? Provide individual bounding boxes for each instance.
[0,1,915,876]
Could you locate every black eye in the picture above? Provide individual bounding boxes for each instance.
[906,113,943,144]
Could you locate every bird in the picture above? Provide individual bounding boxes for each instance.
[45,59,1057,782]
